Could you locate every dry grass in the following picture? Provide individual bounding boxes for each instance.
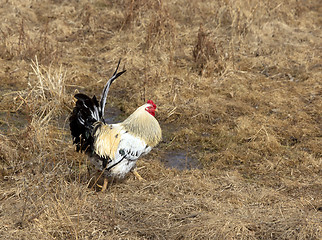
[0,0,321,239]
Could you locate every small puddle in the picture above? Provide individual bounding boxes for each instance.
[0,111,29,133]
[162,151,201,170]
[103,106,124,123]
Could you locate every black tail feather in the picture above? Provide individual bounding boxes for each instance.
[69,60,126,153]
[69,94,100,153]
[99,59,126,120]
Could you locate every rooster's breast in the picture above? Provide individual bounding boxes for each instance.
[107,131,152,178]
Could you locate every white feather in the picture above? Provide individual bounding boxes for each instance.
[90,126,152,178]
[109,130,150,178]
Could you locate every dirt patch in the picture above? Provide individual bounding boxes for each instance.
[162,151,201,170]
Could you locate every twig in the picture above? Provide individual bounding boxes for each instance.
[27,206,48,222]
[16,179,29,228]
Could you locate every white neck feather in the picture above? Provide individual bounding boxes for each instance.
[121,104,162,147]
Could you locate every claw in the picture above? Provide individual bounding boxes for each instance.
[97,177,109,192]
[133,168,145,181]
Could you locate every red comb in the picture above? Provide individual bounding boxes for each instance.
[147,100,156,109]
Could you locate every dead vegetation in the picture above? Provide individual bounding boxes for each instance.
[0,0,321,239]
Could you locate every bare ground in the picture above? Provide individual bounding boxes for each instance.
[0,0,321,239]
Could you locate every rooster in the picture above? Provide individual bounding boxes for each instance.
[69,61,162,191]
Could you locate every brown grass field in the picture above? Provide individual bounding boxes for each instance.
[0,0,321,239]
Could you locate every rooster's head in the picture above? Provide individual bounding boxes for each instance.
[145,100,157,117]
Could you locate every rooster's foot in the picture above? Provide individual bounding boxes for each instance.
[97,177,108,192]
[133,168,145,181]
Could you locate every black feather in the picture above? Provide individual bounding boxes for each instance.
[69,60,126,154]
[69,94,99,153]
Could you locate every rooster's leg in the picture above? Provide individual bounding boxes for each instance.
[98,177,108,192]
[133,168,145,181]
